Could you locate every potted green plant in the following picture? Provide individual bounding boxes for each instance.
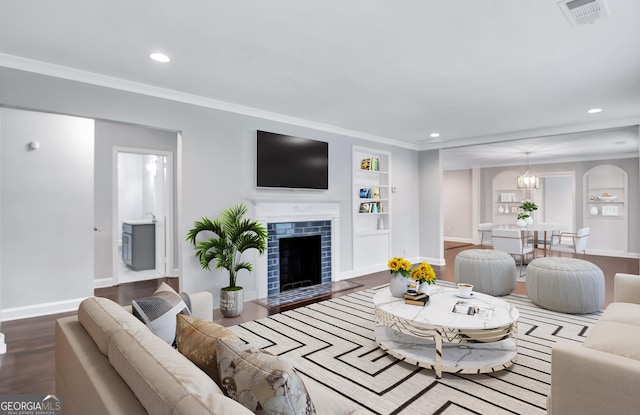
[186,203,267,317]
[516,212,529,227]
[519,199,537,226]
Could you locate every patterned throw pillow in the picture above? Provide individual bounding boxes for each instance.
[132,282,190,346]
[176,314,242,384]
[216,340,317,415]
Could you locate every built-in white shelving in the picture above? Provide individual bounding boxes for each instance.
[352,146,391,274]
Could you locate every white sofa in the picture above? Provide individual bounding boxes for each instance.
[548,273,640,414]
[56,291,369,415]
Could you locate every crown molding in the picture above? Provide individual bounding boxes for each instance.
[0,53,418,150]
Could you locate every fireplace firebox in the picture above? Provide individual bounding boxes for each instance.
[279,235,321,292]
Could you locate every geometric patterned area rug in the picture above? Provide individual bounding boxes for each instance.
[230,281,602,415]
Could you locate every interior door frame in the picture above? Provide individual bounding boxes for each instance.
[112,146,175,284]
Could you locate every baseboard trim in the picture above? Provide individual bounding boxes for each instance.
[1,297,86,322]
[585,249,640,259]
[94,277,115,289]
[444,237,474,244]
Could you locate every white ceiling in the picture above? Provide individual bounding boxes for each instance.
[1,0,639,163]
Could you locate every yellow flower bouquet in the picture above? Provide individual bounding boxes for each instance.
[387,256,412,278]
[410,261,437,285]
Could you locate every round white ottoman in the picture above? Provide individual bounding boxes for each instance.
[454,249,516,296]
[526,257,604,313]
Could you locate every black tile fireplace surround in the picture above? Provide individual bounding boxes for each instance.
[266,220,331,296]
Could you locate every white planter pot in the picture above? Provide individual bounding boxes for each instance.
[389,274,407,297]
[418,282,431,295]
[220,288,244,317]
[525,216,533,226]
[516,218,527,227]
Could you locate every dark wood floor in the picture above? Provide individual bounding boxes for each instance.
[0,244,637,395]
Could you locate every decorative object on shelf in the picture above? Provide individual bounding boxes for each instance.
[601,205,619,216]
[597,193,619,201]
[360,157,380,171]
[588,194,597,201]
[186,203,267,317]
[410,261,437,295]
[517,152,539,189]
[590,206,599,215]
[377,216,384,230]
[498,205,505,214]
[387,256,412,297]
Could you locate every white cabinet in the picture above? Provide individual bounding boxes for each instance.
[352,146,391,273]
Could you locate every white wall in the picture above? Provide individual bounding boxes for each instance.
[419,149,445,265]
[0,108,95,318]
[0,67,422,316]
[443,169,473,242]
[93,120,178,285]
[542,175,574,229]
[118,153,145,225]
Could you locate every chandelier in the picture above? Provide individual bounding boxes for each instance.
[517,152,539,189]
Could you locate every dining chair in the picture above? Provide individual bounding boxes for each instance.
[549,227,590,257]
[478,222,494,247]
[491,228,535,277]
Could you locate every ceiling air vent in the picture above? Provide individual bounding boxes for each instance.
[558,0,610,28]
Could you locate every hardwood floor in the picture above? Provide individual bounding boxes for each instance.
[0,245,636,395]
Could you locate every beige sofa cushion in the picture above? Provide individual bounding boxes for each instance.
[583,323,640,362]
[597,302,640,326]
[56,316,147,415]
[582,302,640,362]
[78,296,148,355]
[108,323,254,415]
[176,314,241,384]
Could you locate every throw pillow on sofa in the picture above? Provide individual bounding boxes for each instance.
[216,339,316,415]
[132,282,190,346]
[176,314,242,383]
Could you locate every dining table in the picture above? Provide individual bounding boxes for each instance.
[491,223,568,256]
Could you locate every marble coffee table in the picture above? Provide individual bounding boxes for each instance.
[373,285,519,378]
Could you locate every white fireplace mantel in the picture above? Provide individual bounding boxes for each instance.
[254,201,341,299]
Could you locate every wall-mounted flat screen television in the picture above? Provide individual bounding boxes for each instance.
[256,130,329,190]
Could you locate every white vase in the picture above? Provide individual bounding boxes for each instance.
[389,274,407,297]
[516,218,527,227]
[418,282,431,295]
[498,205,504,214]
[525,216,533,226]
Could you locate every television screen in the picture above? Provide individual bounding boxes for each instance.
[256,130,329,190]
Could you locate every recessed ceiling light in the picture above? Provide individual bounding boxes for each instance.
[587,108,602,114]
[150,52,170,63]
[430,133,440,138]
[615,140,626,145]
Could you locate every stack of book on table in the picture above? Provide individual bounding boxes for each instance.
[404,290,429,306]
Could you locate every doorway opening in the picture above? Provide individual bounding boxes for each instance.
[114,148,174,284]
